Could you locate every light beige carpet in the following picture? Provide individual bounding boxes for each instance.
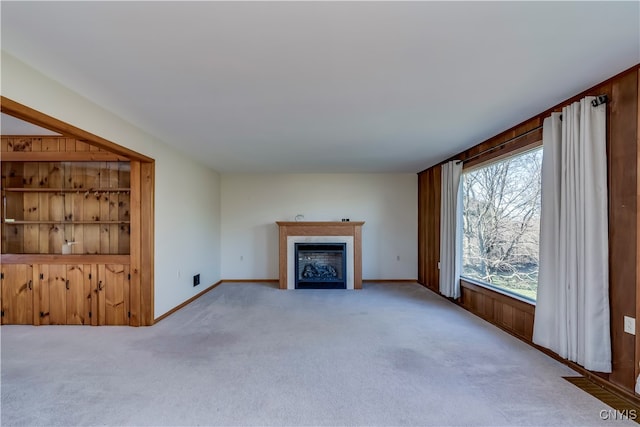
[1,282,633,426]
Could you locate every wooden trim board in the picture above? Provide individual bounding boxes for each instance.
[1,97,152,162]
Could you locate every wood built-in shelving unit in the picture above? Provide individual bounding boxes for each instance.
[0,97,155,327]
[2,161,132,255]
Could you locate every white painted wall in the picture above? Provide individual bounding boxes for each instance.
[221,174,417,280]
[1,52,222,318]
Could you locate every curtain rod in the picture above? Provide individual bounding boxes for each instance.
[456,125,542,164]
[456,94,608,165]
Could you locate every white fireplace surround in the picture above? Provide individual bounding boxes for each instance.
[287,236,355,290]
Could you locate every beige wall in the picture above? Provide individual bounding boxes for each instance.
[2,52,223,318]
[221,173,418,280]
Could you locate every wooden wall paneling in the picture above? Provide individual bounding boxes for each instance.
[124,264,131,326]
[481,292,494,321]
[354,224,363,290]
[636,70,640,386]
[426,166,441,292]
[99,162,111,254]
[37,264,50,324]
[118,162,131,255]
[47,264,67,325]
[0,263,33,324]
[75,141,90,152]
[48,162,65,254]
[102,264,128,326]
[524,312,534,339]
[83,163,101,254]
[66,264,86,325]
[459,281,535,341]
[32,264,42,325]
[65,138,76,152]
[106,162,120,255]
[83,263,93,325]
[70,162,85,253]
[0,264,8,325]
[41,137,59,152]
[89,264,98,326]
[4,162,25,253]
[29,138,42,152]
[609,70,639,390]
[2,161,24,187]
[513,308,526,338]
[128,161,141,325]
[501,304,514,330]
[62,162,74,247]
[23,220,39,254]
[417,172,427,285]
[279,224,287,289]
[97,264,106,325]
[4,137,33,152]
[140,161,154,325]
[37,163,50,254]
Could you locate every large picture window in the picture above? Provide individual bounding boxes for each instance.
[461,147,542,301]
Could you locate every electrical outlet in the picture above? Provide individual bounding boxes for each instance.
[193,274,200,287]
[624,316,636,335]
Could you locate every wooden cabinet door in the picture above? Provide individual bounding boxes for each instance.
[38,264,67,325]
[66,264,91,325]
[0,264,34,324]
[97,264,129,325]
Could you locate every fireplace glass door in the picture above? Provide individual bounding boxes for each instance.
[294,243,346,289]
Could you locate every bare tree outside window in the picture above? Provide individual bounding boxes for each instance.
[462,147,542,300]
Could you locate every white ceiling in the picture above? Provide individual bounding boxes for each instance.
[2,1,639,173]
[0,113,61,136]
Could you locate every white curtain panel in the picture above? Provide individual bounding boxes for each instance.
[439,160,463,299]
[533,97,611,373]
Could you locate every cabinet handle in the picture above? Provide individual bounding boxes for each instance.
[28,280,32,290]
[66,280,70,290]
[98,281,104,291]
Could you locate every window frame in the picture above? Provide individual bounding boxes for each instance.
[459,143,543,305]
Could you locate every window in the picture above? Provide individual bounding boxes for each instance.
[461,147,542,301]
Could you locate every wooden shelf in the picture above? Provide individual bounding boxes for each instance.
[3,187,130,193]
[3,220,130,225]
[1,254,130,264]
[0,151,131,162]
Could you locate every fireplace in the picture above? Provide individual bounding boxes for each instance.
[295,243,346,289]
[276,221,364,290]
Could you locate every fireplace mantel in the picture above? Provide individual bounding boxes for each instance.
[277,221,364,290]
